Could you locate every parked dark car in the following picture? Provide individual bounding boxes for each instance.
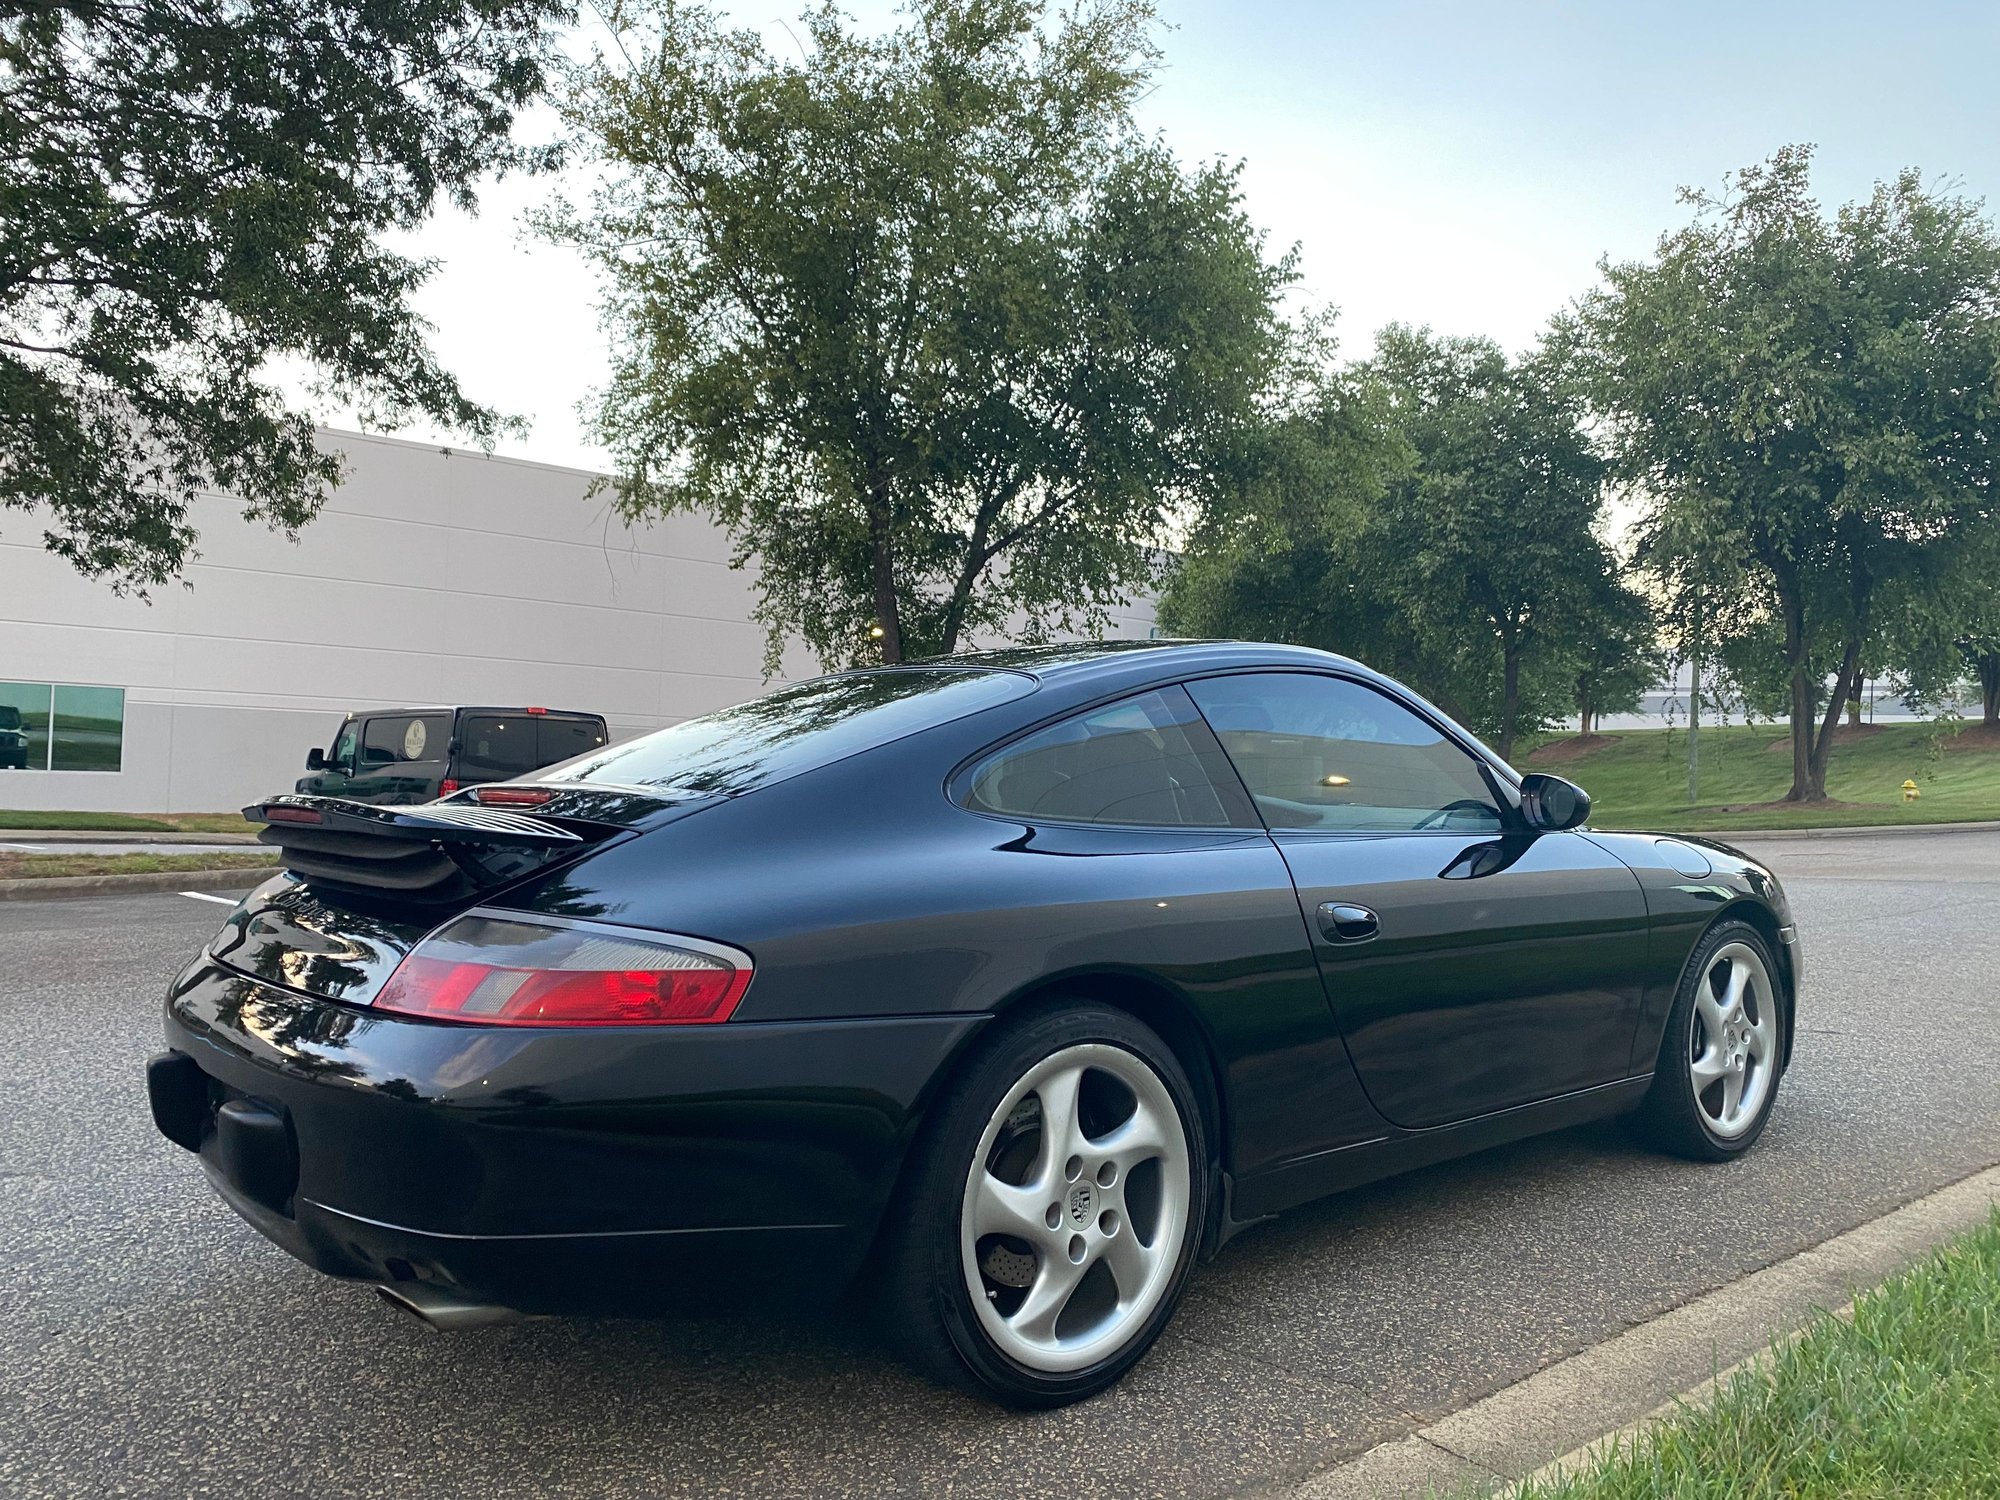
[295,705,609,804]
[150,642,1799,1407]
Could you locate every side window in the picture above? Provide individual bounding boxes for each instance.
[457,714,540,780]
[360,715,447,767]
[962,686,1256,829]
[1185,673,1504,833]
[329,720,360,774]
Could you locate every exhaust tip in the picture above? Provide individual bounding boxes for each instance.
[374,1282,525,1332]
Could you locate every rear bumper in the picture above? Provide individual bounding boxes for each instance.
[154,960,984,1313]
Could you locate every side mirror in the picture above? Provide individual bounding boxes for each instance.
[305,747,325,772]
[1519,773,1591,831]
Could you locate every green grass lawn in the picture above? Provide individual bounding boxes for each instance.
[1521,720,2000,833]
[1513,1211,2000,1499]
[0,809,252,834]
[0,850,278,880]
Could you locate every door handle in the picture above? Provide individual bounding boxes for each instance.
[1317,902,1379,943]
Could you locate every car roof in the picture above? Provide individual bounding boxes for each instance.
[918,638,1369,682]
[340,705,607,719]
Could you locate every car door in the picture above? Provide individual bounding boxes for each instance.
[1184,670,1650,1130]
[955,684,1379,1175]
[299,717,362,796]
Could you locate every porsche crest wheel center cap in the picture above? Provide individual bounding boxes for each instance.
[1068,1184,1094,1225]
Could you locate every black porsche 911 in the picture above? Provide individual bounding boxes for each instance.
[149,640,1800,1406]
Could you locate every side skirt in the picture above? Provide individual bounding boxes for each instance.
[1227,1075,1653,1225]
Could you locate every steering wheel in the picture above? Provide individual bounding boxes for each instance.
[1414,799,1495,832]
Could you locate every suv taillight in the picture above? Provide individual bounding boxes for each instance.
[375,914,752,1027]
[438,777,460,796]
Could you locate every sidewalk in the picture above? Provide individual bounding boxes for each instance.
[0,828,259,845]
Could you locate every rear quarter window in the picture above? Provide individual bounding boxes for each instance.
[961,686,1257,828]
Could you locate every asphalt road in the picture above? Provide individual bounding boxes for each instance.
[4,830,1997,1499]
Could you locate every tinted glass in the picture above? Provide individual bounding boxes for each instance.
[0,681,51,771]
[329,719,359,774]
[361,714,448,766]
[536,717,607,764]
[457,714,542,780]
[545,669,1036,796]
[49,684,124,772]
[1186,673,1503,832]
[963,686,1256,828]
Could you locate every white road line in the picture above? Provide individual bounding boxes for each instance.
[178,891,237,905]
[2,842,55,853]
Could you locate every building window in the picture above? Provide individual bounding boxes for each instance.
[0,682,125,772]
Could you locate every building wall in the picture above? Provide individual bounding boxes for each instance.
[0,429,1156,813]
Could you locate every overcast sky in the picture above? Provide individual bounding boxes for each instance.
[347,0,2000,473]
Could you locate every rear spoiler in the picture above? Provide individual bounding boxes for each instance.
[243,795,585,905]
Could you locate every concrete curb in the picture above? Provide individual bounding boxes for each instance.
[0,828,259,845]
[1280,1162,2000,1500]
[0,867,275,902]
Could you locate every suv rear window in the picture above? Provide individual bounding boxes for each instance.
[546,669,1034,796]
[456,714,609,781]
[534,716,609,765]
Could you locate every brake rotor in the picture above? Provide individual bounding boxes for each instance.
[979,1242,1038,1289]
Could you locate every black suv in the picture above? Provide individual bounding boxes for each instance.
[295,706,610,804]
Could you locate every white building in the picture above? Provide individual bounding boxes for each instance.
[0,428,1156,813]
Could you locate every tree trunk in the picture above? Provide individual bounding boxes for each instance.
[1846,688,1863,727]
[1780,586,1817,803]
[1498,644,1521,763]
[1808,638,1865,801]
[866,484,903,664]
[1980,653,2000,726]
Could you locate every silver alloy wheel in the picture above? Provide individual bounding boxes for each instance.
[1689,940,1779,1139]
[959,1042,1192,1374]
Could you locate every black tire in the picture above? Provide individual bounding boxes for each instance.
[1628,919,1787,1162]
[875,1000,1211,1408]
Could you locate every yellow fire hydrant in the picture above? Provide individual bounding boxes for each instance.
[1902,778,1921,802]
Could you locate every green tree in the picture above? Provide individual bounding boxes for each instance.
[1361,327,1612,760]
[1568,569,1662,736]
[1158,357,1410,673]
[1885,521,2000,726]
[543,0,1291,669]
[1579,146,2000,801]
[2,0,568,590]
[1164,328,1627,759]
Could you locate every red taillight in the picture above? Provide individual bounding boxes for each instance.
[524,706,547,715]
[472,785,555,807]
[373,914,751,1027]
[438,778,460,795]
[264,805,324,825]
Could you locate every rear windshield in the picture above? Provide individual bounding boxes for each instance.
[542,669,1034,796]
[458,714,609,780]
